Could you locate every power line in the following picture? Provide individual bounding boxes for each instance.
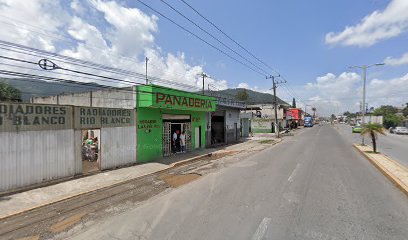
[179,0,276,72]
[0,41,203,91]
[160,0,269,75]
[136,0,266,76]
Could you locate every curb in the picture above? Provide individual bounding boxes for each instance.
[0,139,284,221]
[353,144,408,197]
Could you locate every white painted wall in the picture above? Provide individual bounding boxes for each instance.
[0,129,76,192]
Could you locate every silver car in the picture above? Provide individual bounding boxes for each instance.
[390,127,408,135]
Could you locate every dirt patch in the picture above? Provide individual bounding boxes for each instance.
[49,212,87,233]
[158,173,201,188]
[258,139,276,144]
[16,236,40,240]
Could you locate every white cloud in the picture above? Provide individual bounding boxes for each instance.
[304,72,361,116]
[237,82,250,89]
[0,0,68,51]
[384,51,408,66]
[367,73,408,105]
[325,0,408,47]
[0,0,227,90]
[304,71,408,116]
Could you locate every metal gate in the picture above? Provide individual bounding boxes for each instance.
[184,122,192,151]
[163,122,171,157]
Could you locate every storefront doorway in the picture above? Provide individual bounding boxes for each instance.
[162,115,192,157]
[81,129,100,173]
[211,115,225,145]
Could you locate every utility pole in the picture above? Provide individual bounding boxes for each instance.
[349,63,384,145]
[198,72,209,95]
[145,57,149,85]
[266,74,284,138]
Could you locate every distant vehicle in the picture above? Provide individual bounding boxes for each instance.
[352,125,363,133]
[304,116,314,127]
[389,127,408,135]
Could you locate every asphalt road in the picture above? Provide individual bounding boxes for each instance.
[69,125,408,240]
[337,124,408,168]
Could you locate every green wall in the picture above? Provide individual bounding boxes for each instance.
[136,85,214,163]
[137,108,208,163]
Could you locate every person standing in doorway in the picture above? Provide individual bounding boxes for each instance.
[172,130,178,154]
[180,131,186,153]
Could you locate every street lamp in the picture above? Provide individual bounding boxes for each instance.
[349,63,385,145]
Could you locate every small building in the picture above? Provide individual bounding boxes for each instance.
[136,85,216,162]
[245,104,289,133]
[207,93,246,146]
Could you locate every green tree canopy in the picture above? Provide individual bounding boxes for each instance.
[403,103,408,117]
[235,89,249,101]
[0,82,21,102]
[373,105,397,116]
[292,98,296,108]
[383,114,403,129]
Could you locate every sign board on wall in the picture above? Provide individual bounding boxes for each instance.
[137,85,216,112]
[0,102,136,132]
[74,107,135,129]
[0,103,72,132]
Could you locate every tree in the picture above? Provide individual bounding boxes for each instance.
[373,105,397,116]
[312,107,316,118]
[383,114,403,129]
[0,82,21,102]
[292,98,296,108]
[361,123,385,153]
[235,89,249,101]
[403,103,408,117]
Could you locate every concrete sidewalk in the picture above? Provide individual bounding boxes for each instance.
[0,162,170,220]
[354,144,408,197]
[0,135,281,220]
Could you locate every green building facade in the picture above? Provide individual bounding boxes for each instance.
[136,85,216,162]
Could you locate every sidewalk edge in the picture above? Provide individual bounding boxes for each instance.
[353,144,408,197]
[1,139,284,221]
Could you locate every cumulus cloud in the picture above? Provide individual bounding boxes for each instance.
[0,0,69,51]
[0,0,227,90]
[237,82,250,89]
[384,51,408,66]
[325,0,408,47]
[304,71,408,116]
[304,72,362,115]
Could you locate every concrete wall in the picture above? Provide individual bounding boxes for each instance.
[220,106,240,144]
[241,118,250,137]
[100,126,137,170]
[247,104,285,119]
[0,129,76,192]
[32,87,136,109]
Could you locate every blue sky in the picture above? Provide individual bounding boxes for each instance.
[0,0,407,115]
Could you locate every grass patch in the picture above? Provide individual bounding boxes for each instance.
[259,139,275,144]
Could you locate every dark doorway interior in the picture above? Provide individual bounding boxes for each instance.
[211,115,225,145]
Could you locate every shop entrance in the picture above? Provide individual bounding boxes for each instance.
[162,115,192,157]
[211,115,225,145]
[81,129,100,173]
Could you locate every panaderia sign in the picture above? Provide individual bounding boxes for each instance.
[155,92,213,111]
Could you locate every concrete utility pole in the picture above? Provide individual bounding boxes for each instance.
[145,57,149,85]
[198,72,209,95]
[266,74,284,138]
[349,63,384,145]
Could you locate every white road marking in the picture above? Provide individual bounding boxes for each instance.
[288,163,301,182]
[251,217,271,240]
